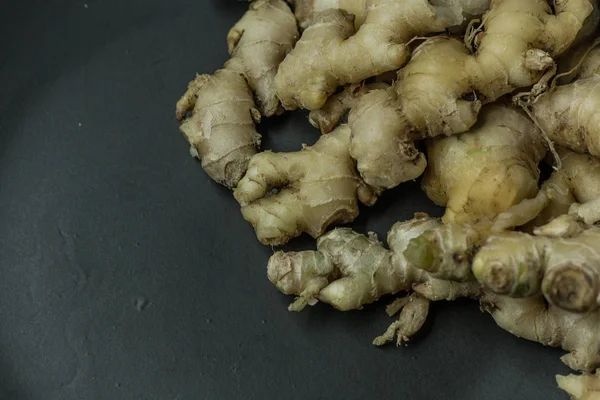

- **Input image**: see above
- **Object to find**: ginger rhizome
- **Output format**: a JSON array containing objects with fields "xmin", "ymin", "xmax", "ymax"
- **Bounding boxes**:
[
  {"xmin": 292, "ymin": 0, "xmax": 368, "ymax": 29},
  {"xmin": 557, "ymin": 369, "xmax": 600, "ymax": 400},
  {"xmin": 472, "ymin": 216, "xmax": 600, "ymax": 313},
  {"xmin": 233, "ymin": 125, "xmax": 377, "ymax": 246},
  {"xmin": 404, "ymin": 210, "xmax": 600, "ymax": 312},
  {"xmin": 422, "ymin": 105, "xmax": 546, "ymax": 225},
  {"xmin": 482, "ymin": 294, "xmax": 600, "ymax": 372},
  {"xmin": 530, "ymin": 46, "xmax": 600, "ymax": 158},
  {"xmin": 348, "ymin": 0, "xmax": 594, "ymax": 189},
  {"xmin": 308, "ymin": 82, "xmax": 388, "ymax": 134},
  {"xmin": 492, "ymin": 148, "xmax": 600, "ymax": 229},
  {"xmin": 274, "ymin": 0, "xmax": 491, "ymax": 111},
  {"xmin": 267, "ymin": 213, "xmax": 480, "ymax": 343},
  {"xmin": 175, "ymin": 0, "xmax": 297, "ymax": 188}
]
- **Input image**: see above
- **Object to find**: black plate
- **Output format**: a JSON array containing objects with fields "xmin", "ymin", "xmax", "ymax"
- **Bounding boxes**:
[{"xmin": 0, "ymin": 1, "xmax": 571, "ymax": 399}]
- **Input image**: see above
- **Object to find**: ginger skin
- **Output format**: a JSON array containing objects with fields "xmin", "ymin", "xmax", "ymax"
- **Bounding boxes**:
[
  {"xmin": 309, "ymin": 82, "xmax": 388, "ymax": 134},
  {"xmin": 557, "ymin": 369, "xmax": 600, "ymax": 400},
  {"xmin": 531, "ymin": 46, "xmax": 600, "ymax": 157},
  {"xmin": 472, "ymin": 217, "xmax": 600, "ymax": 312},
  {"xmin": 275, "ymin": 0, "xmax": 490, "ymax": 111},
  {"xmin": 483, "ymin": 294, "xmax": 600, "ymax": 372},
  {"xmin": 267, "ymin": 213, "xmax": 480, "ymax": 343},
  {"xmin": 348, "ymin": 0, "xmax": 594, "ymax": 189},
  {"xmin": 234, "ymin": 125, "xmax": 377, "ymax": 246},
  {"xmin": 176, "ymin": 70, "xmax": 262, "ymax": 189},
  {"xmin": 175, "ymin": 0, "xmax": 297, "ymax": 188},
  {"xmin": 422, "ymin": 105, "xmax": 546, "ymax": 225},
  {"xmin": 492, "ymin": 148, "xmax": 600, "ymax": 229},
  {"xmin": 292, "ymin": 0, "xmax": 368, "ymax": 29}
]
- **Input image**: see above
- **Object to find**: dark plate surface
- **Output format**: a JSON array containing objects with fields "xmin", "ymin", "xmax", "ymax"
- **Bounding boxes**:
[{"xmin": 0, "ymin": 1, "xmax": 571, "ymax": 399}]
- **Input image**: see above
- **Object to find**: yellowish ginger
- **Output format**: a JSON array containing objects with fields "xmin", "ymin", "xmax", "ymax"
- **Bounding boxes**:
[
  {"xmin": 482, "ymin": 294, "xmax": 600, "ymax": 372},
  {"xmin": 557, "ymin": 369, "xmax": 600, "ymax": 400},
  {"xmin": 492, "ymin": 148, "xmax": 600, "ymax": 230},
  {"xmin": 175, "ymin": 0, "xmax": 297, "ymax": 188},
  {"xmin": 275, "ymin": 0, "xmax": 490, "ymax": 111},
  {"xmin": 267, "ymin": 213, "xmax": 480, "ymax": 343},
  {"xmin": 348, "ymin": 0, "xmax": 594, "ymax": 189},
  {"xmin": 531, "ymin": 46, "xmax": 600, "ymax": 158},
  {"xmin": 233, "ymin": 125, "xmax": 377, "ymax": 246},
  {"xmin": 422, "ymin": 105, "xmax": 546, "ymax": 225}
]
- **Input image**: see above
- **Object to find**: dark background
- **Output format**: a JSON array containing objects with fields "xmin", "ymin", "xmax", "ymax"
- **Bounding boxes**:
[{"xmin": 0, "ymin": 1, "xmax": 572, "ymax": 399}]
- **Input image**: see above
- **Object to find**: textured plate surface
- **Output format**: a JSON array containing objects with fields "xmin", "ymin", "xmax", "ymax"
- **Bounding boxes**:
[{"xmin": 0, "ymin": 1, "xmax": 570, "ymax": 399}]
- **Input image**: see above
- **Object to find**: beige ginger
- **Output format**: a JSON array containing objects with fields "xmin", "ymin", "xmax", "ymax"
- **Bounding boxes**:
[
  {"xmin": 348, "ymin": 0, "xmax": 594, "ymax": 190},
  {"xmin": 531, "ymin": 46, "xmax": 600, "ymax": 158},
  {"xmin": 233, "ymin": 125, "xmax": 377, "ymax": 246},
  {"xmin": 267, "ymin": 213, "xmax": 480, "ymax": 343},
  {"xmin": 175, "ymin": 0, "xmax": 297, "ymax": 188},
  {"xmin": 275, "ymin": 0, "xmax": 491, "ymax": 111},
  {"xmin": 557, "ymin": 369, "xmax": 600, "ymax": 400},
  {"xmin": 483, "ymin": 294, "xmax": 600, "ymax": 372}
]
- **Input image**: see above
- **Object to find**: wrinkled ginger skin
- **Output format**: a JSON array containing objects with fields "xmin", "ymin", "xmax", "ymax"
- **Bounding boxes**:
[
  {"xmin": 557, "ymin": 369, "xmax": 600, "ymax": 400},
  {"xmin": 347, "ymin": 0, "xmax": 593, "ymax": 188},
  {"xmin": 267, "ymin": 214, "xmax": 481, "ymax": 311},
  {"xmin": 225, "ymin": 0, "xmax": 299, "ymax": 117},
  {"xmin": 531, "ymin": 47, "xmax": 600, "ymax": 157},
  {"xmin": 175, "ymin": 0, "xmax": 298, "ymax": 188},
  {"xmin": 275, "ymin": 0, "xmax": 487, "ymax": 110},
  {"xmin": 484, "ymin": 295, "xmax": 600, "ymax": 372},
  {"xmin": 422, "ymin": 105, "xmax": 546, "ymax": 225},
  {"xmin": 177, "ymin": 70, "xmax": 262, "ymax": 188},
  {"xmin": 309, "ymin": 82, "xmax": 388, "ymax": 134},
  {"xmin": 348, "ymin": 87, "xmax": 426, "ymax": 191},
  {"xmin": 293, "ymin": 0, "xmax": 367, "ymax": 29},
  {"xmin": 234, "ymin": 125, "xmax": 377, "ymax": 246},
  {"xmin": 399, "ymin": 0, "xmax": 594, "ymax": 136}
]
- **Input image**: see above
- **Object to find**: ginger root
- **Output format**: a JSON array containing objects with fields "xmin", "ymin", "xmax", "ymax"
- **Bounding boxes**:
[
  {"xmin": 473, "ymin": 215, "xmax": 600, "ymax": 313},
  {"xmin": 275, "ymin": 0, "xmax": 490, "ymax": 111},
  {"xmin": 234, "ymin": 125, "xmax": 377, "ymax": 246},
  {"xmin": 557, "ymin": 369, "xmax": 600, "ymax": 400},
  {"xmin": 348, "ymin": 0, "xmax": 594, "ymax": 189},
  {"xmin": 267, "ymin": 213, "xmax": 480, "ymax": 343},
  {"xmin": 175, "ymin": 0, "xmax": 297, "ymax": 188},
  {"xmin": 176, "ymin": 70, "xmax": 262, "ymax": 188},
  {"xmin": 492, "ymin": 148, "xmax": 600, "ymax": 229},
  {"xmin": 308, "ymin": 82, "xmax": 388, "ymax": 134},
  {"xmin": 530, "ymin": 45, "xmax": 600, "ymax": 157},
  {"xmin": 483, "ymin": 294, "xmax": 600, "ymax": 372},
  {"xmin": 292, "ymin": 0, "xmax": 368, "ymax": 29},
  {"xmin": 422, "ymin": 105, "xmax": 546, "ymax": 225}
]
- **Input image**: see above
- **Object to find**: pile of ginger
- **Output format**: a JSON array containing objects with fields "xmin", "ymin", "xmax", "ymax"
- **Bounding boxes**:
[{"xmin": 175, "ymin": 0, "xmax": 600, "ymax": 398}]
